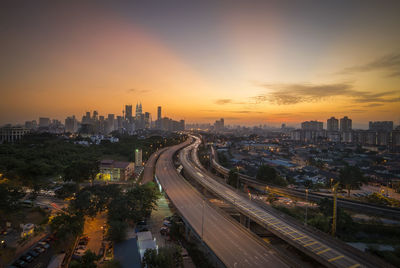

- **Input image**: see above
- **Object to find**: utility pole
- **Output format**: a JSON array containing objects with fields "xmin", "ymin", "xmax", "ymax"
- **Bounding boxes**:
[
  {"xmin": 201, "ymin": 198, "xmax": 205, "ymax": 242},
  {"xmin": 332, "ymin": 182, "xmax": 339, "ymax": 237},
  {"xmin": 305, "ymin": 188, "xmax": 308, "ymax": 226},
  {"xmin": 236, "ymin": 166, "xmax": 240, "ymax": 192}
]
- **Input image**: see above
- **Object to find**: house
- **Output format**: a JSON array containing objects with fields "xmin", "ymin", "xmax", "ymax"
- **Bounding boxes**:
[{"xmin": 97, "ymin": 160, "xmax": 135, "ymax": 181}]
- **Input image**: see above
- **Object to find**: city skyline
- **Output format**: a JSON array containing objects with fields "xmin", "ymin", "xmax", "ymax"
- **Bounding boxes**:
[{"xmin": 1, "ymin": 1, "xmax": 400, "ymax": 127}]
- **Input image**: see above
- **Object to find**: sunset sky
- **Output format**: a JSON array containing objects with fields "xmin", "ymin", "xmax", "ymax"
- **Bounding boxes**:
[{"xmin": 1, "ymin": 1, "xmax": 399, "ymax": 128}]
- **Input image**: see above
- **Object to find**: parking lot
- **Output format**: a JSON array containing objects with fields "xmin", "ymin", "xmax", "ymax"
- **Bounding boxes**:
[{"xmin": 8, "ymin": 236, "xmax": 55, "ymax": 268}]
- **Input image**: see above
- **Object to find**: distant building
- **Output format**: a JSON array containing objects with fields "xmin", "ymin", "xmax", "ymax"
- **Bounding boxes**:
[
  {"xmin": 135, "ymin": 149, "xmax": 143, "ymax": 166},
  {"xmin": 214, "ymin": 118, "xmax": 225, "ymax": 132},
  {"xmin": 327, "ymin": 117, "xmax": 339, "ymax": 131},
  {"xmin": 24, "ymin": 120, "xmax": 37, "ymax": 130},
  {"xmin": 65, "ymin": 115, "xmax": 78, "ymax": 133},
  {"xmin": 39, "ymin": 117, "xmax": 51, "ymax": 128},
  {"xmin": 125, "ymin": 105, "xmax": 133, "ymax": 121},
  {"xmin": 0, "ymin": 125, "xmax": 30, "ymax": 143},
  {"xmin": 301, "ymin": 121, "xmax": 323, "ymax": 131},
  {"xmin": 340, "ymin": 116, "xmax": 352, "ymax": 132},
  {"xmin": 369, "ymin": 121, "xmax": 393, "ymax": 132},
  {"xmin": 97, "ymin": 160, "xmax": 134, "ymax": 181}
]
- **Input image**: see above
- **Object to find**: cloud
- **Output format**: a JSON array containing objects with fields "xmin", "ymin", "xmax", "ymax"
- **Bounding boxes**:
[
  {"xmin": 341, "ymin": 53, "xmax": 400, "ymax": 77},
  {"xmin": 253, "ymin": 82, "xmax": 354, "ymax": 105},
  {"xmin": 215, "ymin": 99, "xmax": 232, "ymax": 105},
  {"xmin": 364, "ymin": 103, "xmax": 384, "ymax": 108},
  {"xmin": 126, "ymin": 88, "xmax": 150, "ymax": 94},
  {"xmin": 252, "ymin": 82, "xmax": 400, "ymax": 106}
]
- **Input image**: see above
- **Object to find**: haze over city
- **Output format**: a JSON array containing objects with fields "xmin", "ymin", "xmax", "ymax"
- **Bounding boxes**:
[{"xmin": 1, "ymin": 1, "xmax": 400, "ymax": 128}]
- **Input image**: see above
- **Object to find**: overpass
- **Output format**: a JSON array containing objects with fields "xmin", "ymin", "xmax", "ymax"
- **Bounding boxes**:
[
  {"xmin": 210, "ymin": 146, "xmax": 400, "ymax": 219},
  {"xmin": 155, "ymin": 139, "xmax": 290, "ymax": 268},
  {"xmin": 180, "ymin": 135, "xmax": 390, "ymax": 268}
]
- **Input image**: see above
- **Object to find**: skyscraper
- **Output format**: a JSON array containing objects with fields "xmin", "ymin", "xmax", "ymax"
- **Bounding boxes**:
[
  {"xmin": 135, "ymin": 102, "xmax": 142, "ymax": 118},
  {"xmin": 157, "ymin": 106, "xmax": 162, "ymax": 120},
  {"xmin": 65, "ymin": 115, "xmax": 78, "ymax": 133},
  {"xmin": 340, "ymin": 116, "xmax": 352, "ymax": 132},
  {"xmin": 327, "ymin": 117, "xmax": 339, "ymax": 131},
  {"xmin": 125, "ymin": 105, "xmax": 132, "ymax": 120}
]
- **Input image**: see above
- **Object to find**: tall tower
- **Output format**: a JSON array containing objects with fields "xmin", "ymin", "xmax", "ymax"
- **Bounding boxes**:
[
  {"xmin": 157, "ymin": 106, "xmax": 162, "ymax": 120},
  {"xmin": 125, "ymin": 105, "xmax": 132, "ymax": 120}
]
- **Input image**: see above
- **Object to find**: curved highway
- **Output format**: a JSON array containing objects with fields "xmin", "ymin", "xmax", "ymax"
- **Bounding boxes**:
[
  {"xmin": 142, "ymin": 147, "xmax": 168, "ymax": 184},
  {"xmin": 155, "ymin": 139, "xmax": 289, "ymax": 268},
  {"xmin": 180, "ymin": 136, "xmax": 389, "ymax": 268}
]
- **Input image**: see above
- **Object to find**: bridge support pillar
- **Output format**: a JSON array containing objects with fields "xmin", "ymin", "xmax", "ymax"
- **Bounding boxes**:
[{"xmin": 240, "ymin": 214, "xmax": 247, "ymax": 226}]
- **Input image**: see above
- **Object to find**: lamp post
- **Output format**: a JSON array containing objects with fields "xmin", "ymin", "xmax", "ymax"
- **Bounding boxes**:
[
  {"xmin": 332, "ymin": 182, "xmax": 339, "ymax": 237},
  {"xmin": 236, "ymin": 166, "xmax": 240, "ymax": 192},
  {"xmin": 305, "ymin": 188, "xmax": 308, "ymax": 226},
  {"xmin": 201, "ymin": 198, "xmax": 205, "ymax": 242}
]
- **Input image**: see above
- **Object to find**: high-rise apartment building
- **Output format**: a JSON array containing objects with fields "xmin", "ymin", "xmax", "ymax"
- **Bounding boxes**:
[
  {"xmin": 327, "ymin": 117, "xmax": 339, "ymax": 131},
  {"xmin": 369, "ymin": 121, "xmax": 393, "ymax": 132},
  {"xmin": 340, "ymin": 116, "xmax": 352, "ymax": 132},
  {"xmin": 65, "ymin": 115, "xmax": 78, "ymax": 133},
  {"xmin": 301, "ymin": 121, "xmax": 323, "ymax": 131}
]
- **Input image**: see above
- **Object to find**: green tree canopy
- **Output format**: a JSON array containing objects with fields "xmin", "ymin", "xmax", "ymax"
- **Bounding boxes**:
[
  {"xmin": 338, "ymin": 165, "xmax": 365, "ymax": 197},
  {"xmin": 142, "ymin": 246, "xmax": 183, "ymax": 268},
  {"xmin": 256, "ymin": 165, "xmax": 287, "ymax": 186}
]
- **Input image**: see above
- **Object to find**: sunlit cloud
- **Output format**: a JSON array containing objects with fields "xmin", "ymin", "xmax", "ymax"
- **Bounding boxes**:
[
  {"xmin": 340, "ymin": 53, "xmax": 400, "ymax": 77},
  {"xmin": 251, "ymin": 82, "xmax": 400, "ymax": 106}
]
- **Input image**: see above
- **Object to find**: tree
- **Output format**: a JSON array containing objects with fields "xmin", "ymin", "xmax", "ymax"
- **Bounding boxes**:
[
  {"xmin": 0, "ymin": 183, "xmax": 24, "ymax": 213},
  {"xmin": 142, "ymin": 246, "xmax": 183, "ymax": 268},
  {"xmin": 63, "ymin": 160, "xmax": 99, "ymax": 184},
  {"xmin": 227, "ymin": 169, "xmax": 239, "ymax": 188},
  {"xmin": 50, "ymin": 212, "xmax": 84, "ymax": 240},
  {"xmin": 256, "ymin": 165, "xmax": 287, "ymax": 186},
  {"xmin": 338, "ymin": 165, "xmax": 365, "ymax": 197},
  {"xmin": 70, "ymin": 250, "xmax": 100, "ymax": 268},
  {"xmin": 107, "ymin": 220, "xmax": 128, "ymax": 242}
]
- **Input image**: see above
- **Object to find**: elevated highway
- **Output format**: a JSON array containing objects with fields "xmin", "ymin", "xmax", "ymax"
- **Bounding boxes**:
[
  {"xmin": 180, "ymin": 136, "xmax": 390, "ymax": 268},
  {"xmin": 155, "ymin": 139, "xmax": 289, "ymax": 268}
]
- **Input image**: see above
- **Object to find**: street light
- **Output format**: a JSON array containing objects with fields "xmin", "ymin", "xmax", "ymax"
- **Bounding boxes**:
[
  {"xmin": 304, "ymin": 188, "xmax": 308, "ymax": 226},
  {"xmin": 332, "ymin": 182, "xmax": 339, "ymax": 237},
  {"xmin": 201, "ymin": 198, "xmax": 205, "ymax": 242},
  {"xmin": 236, "ymin": 166, "xmax": 240, "ymax": 192}
]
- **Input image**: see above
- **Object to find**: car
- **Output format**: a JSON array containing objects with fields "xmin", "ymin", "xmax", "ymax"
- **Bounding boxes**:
[
  {"xmin": 20, "ymin": 254, "xmax": 33, "ymax": 263},
  {"xmin": 163, "ymin": 220, "xmax": 171, "ymax": 227},
  {"xmin": 38, "ymin": 241, "xmax": 50, "ymax": 249},
  {"xmin": 34, "ymin": 246, "xmax": 45, "ymax": 254},
  {"xmin": 12, "ymin": 259, "xmax": 27, "ymax": 268},
  {"xmin": 27, "ymin": 250, "xmax": 39, "ymax": 258},
  {"xmin": 160, "ymin": 227, "xmax": 169, "ymax": 235}
]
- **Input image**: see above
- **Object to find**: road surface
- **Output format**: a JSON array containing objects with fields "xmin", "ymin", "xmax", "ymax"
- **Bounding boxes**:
[
  {"xmin": 141, "ymin": 148, "xmax": 168, "ymax": 184},
  {"xmin": 155, "ymin": 139, "xmax": 289, "ymax": 268}
]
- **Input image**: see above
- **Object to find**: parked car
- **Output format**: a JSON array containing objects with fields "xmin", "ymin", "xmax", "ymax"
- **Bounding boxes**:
[
  {"xmin": 38, "ymin": 241, "xmax": 50, "ymax": 249},
  {"xmin": 163, "ymin": 220, "xmax": 171, "ymax": 227},
  {"xmin": 34, "ymin": 246, "xmax": 45, "ymax": 254},
  {"xmin": 12, "ymin": 259, "xmax": 27, "ymax": 268},
  {"xmin": 27, "ymin": 250, "xmax": 39, "ymax": 258},
  {"xmin": 160, "ymin": 227, "xmax": 169, "ymax": 235},
  {"xmin": 20, "ymin": 254, "xmax": 33, "ymax": 263}
]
